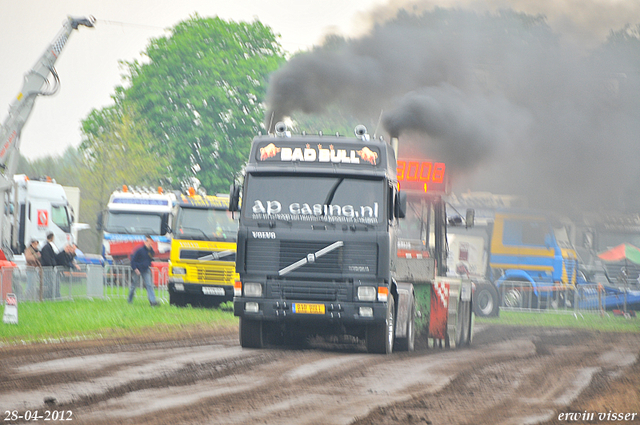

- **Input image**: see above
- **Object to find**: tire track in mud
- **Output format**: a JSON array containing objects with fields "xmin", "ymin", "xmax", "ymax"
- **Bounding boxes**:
[
  {"xmin": 3, "ymin": 326, "xmax": 639, "ymax": 425},
  {"xmin": 351, "ymin": 328, "xmax": 640, "ymax": 425},
  {"xmin": 2, "ymin": 345, "xmax": 284, "ymax": 421},
  {"xmin": 63, "ymin": 335, "xmax": 539, "ymax": 424}
]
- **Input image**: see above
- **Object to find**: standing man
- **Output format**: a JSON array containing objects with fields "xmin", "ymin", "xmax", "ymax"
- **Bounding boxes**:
[
  {"xmin": 40, "ymin": 232, "xmax": 57, "ymax": 299},
  {"xmin": 40, "ymin": 232, "xmax": 56, "ymax": 267},
  {"xmin": 128, "ymin": 235, "xmax": 158, "ymax": 306},
  {"xmin": 24, "ymin": 238, "xmax": 42, "ymax": 300}
]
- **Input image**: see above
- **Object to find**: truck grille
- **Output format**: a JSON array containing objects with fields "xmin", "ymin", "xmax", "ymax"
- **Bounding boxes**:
[
  {"xmin": 565, "ymin": 258, "xmax": 577, "ymax": 283},
  {"xmin": 196, "ymin": 267, "xmax": 235, "ymax": 285},
  {"xmin": 267, "ymin": 280, "xmax": 350, "ymax": 302},
  {"xmin": 246, "ymin": 240, "xmax": 377, "ymax": 277},
  {"xmin": 181, "ymin": 249, "xmax": 236, "ymax": 262}
]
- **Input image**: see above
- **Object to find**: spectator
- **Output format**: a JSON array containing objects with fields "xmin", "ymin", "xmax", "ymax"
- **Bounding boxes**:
[
  {"xmin": 55, "ymin": 244, "xmax": 81, "ymax": 299},
  {"xmin": 25, "ymin": 239, "xmax": 41, "ymax": 267},
  {"xmin": 24, "ymin": 239, "xmax": 42, "ymax": 300},
  {"xmin": 40, "ymin": 232, "xmax": 57, "ymax": 267},
  {"xmin": 128, "ymin": 235, "xmax": 158, "ymax": 306},
  {"xmin": 39, "ymin": 232, "xmax": 58, "ymax": 299},
  {"xmin": 56, "ymin": 244, "xmax": 81, "ymax": 271}
]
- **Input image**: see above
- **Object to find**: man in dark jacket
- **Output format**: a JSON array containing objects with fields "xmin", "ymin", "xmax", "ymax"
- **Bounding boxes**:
[
  {"xmin": 55, "ymin": 244, "xmax": 80, "ymax": 270},
  {"xmin": 40, "ymin": 232, "xmax": 57, "ymax": 267},
  {"xmin": 128, "ymin": 235, "xmax": 158, "ymax": 306},
  {"xmin": 40, "ymin": 232, "xmax": 57, "ymax": 299}
]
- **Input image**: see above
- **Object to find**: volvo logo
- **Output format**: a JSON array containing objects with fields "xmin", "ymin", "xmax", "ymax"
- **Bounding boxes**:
[{"xmin": 252, "ymin": 231, "xmax": 276, "ymax": 239}]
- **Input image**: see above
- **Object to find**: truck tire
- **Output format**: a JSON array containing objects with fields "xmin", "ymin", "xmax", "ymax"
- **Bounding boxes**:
[
  {"xmin": 459, "ymin": 298, "xmax": 472, "ymax": 347},
  {"xmin": 366, "ymin": 296, "xmax": 395, "ymax": 354},
  {"xmin": 395, "ymin": 298, "xmax": 415, "ymax": 352},
  {"xmin": 501, "ymin": 280, "xmax": 537, "ymax": 309},
  {"xmin": 473, "ymin": 283, "xmax": 499, "ymax": 317},
  {"xmin": 239, "ymin": 318, "xmax": 264, "ymax": 349}
]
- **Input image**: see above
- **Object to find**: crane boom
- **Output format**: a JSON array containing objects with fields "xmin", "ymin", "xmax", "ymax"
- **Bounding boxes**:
[
  {"xmin": 0, "ymin": 16, "xmax": 95, "ymax": 177},
  {"xmin": 0, "ymin": 16, "xmax": 95, "ymax": 256}
]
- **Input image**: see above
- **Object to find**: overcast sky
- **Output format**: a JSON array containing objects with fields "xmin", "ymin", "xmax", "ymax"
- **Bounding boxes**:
[
  {"xmin": 0, "ymin": 0, "xmax": 387, "ymax": 160},
  {"xmin": 1, "ymin": 0, "xmax": 637, "ymax": 160}
]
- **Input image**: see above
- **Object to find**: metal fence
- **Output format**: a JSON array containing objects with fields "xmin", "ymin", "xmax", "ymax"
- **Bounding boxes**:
[
  {"xmin": 0, "ymin": 265, "xmax": 168, "ymax": 304},
  {"xmin": 497, "ymin": 281, "xmax": 608, "ymax": 315},
  {"xmin": 103, "ymin": 264, "xmax": 168, "ymax": 302}
]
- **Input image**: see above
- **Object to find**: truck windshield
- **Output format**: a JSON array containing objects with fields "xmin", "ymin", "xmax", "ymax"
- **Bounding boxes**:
[
  {"xmin": 174, "ymin": 208, "xmax": 238, "ymax": 242},
  {"xmin": 51, "ymin": 205, "xmax": 71, "ymax": 233},
  {"xmin": 553, "ymin": 225, "xmax": 573, "ymax": 249},
  {"xmin": 105, "ymin": 212, "xmax": 163, "ymax": 235},
  {"xmin": 244, "ymin": 175, "xmax": 384, "ymax": 225}
]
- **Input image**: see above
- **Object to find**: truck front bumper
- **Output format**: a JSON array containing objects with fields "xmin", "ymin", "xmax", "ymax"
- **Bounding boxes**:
[
  {"xmin": 233, "ymin": 297, "xmax": 387, "ymax": 325},
  {"xmin": 168, "ymin": 281, "xmax": 233, "ymax": 299}
]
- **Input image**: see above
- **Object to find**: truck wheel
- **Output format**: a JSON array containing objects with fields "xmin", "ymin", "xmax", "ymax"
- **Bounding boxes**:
[
  {"xmin": 366, "ymin": 296, "xmax": 395, "ymax": 354},
  {"xmin": 395, "ymin": 299, "xmax": 415, "ymax": 352},
  {"xmin": 549, "ymin": 290, "xmax": 568, "ymax": 310},
  {"xmin": 473, "ymin": 283, "xmax": 499, "ymax": 317},
  {"xmin": 239, "ymin": 318, "xmax": 264, "ymax": 349},
  {"xmin": 501, "ymin": 281, "xmax": 536, "ymax": 309},
  {"xmin": 459, "ymin": 298, "xmax": 472, "ymax": 347}
]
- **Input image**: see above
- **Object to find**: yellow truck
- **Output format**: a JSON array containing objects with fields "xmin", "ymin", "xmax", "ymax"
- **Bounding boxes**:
[{"xmin": 168, "ymin": 192, "xmax": 238, "ymax": 307}]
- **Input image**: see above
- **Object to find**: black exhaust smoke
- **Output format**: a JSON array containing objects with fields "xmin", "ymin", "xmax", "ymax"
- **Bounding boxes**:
[{"xmin": 265, "ymin": 5, "xmax": 640, "ymax": 213}]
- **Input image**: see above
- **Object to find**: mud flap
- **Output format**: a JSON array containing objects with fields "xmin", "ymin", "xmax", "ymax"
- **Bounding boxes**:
[
  {"xmin": 429, "ymin": 280, "xmax": 449, "ymax": 344},
  {"xmin": 430, "ymin": 278, "xmax": 473, "ymax": 349},
  {"xmin": 395, "ymin": 282, "xmax": 414, "ymax": 339}
]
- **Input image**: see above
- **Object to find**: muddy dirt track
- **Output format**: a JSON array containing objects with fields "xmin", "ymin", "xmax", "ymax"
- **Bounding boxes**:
[{"xmin": 1, "ymin": 324, "xmax": 639, "ymax": 425}]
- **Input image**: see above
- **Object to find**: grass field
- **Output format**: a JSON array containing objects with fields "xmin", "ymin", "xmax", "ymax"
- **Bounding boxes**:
[
  {"xmin": 476, "ymin": 310, "xmax": 640, "ymax": 333},
  {"xmin": 2, "ymin": 297, "xmax": 638, "ymax": 346},
  {"xmin": 0, "ymin": 298, "xmax": 238, "ymax": 345}
]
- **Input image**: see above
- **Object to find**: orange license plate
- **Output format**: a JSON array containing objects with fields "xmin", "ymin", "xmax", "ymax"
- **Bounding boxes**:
[{"xmin": 292, "ymin": 303, "xmax": 325, "ymax": 314}]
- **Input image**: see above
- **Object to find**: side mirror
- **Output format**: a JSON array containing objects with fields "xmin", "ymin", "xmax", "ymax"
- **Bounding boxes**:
[
  {"xmin": 96, "ymin": 211, "xmax": 103, "ymax": 232},
  {"xmin": 229, "ymin": 183, "xmax": 241, "ymax": 212},
  {"xmin": 395, "ymin": 191, "xmax": 407, "ymax": 219},
  {"xmin": 465, "ymin": 208, "xmax": 475, "ymax": 228}
]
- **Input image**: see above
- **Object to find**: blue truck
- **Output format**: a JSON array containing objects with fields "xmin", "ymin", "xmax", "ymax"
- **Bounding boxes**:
[{"xmin": 448, "ymin": 203, "xmax": 578, "ymax": 316}]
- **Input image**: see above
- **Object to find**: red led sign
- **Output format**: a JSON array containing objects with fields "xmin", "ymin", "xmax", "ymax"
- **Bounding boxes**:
[{"xmin": 397, "ymin": 159, "xmax": 447, "ymax": 193}]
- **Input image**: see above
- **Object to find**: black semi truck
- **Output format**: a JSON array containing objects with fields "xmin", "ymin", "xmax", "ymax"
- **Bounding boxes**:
[{"xmin": 230, "ymin": 123, "xmax": 473, "ymax": 353}]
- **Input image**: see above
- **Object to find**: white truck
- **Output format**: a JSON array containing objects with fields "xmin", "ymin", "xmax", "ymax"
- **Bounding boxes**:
[
  {"xmin": 98, "ymin": 186, "xmax": 175, "ymax": 265},
  {"xmin": 6, "ymin": 175, "xmax": 76, "ymax": 258},
  {"xmin": 0, "ymin": 16, "xmax": 95, "ymax": 260}
]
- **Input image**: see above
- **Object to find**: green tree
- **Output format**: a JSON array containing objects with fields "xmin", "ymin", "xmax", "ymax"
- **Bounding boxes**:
[
  {"xmin": 121, "ymin": 15, "xmax": 285, "ymax": 193},
  {"xmin": 78, "ymin": 104, "xmax": 168, "ymax": 252}
]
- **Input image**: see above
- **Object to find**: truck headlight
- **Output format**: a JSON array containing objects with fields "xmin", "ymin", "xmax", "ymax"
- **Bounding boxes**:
[
  {"xmin": 245, "ymin": 302, "xmax": 259, "ymax": 313},
  {"xmin": 172, "ymin": 267, "xmax": 186, "ymax": 275},
  {"xmin": 244, "ymin": 282, "xmax": 263, "ymax": 297},
  {"xmin": 359, "ymin": 307, "xmax": 374, "ymax": 317},
  {"xmin": 357, "ymin": 286, "xmax": 376, "ymax": 302}
]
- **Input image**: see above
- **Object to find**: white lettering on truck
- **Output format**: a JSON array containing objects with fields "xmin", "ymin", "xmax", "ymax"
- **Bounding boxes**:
[
  {"xmin": 251, "ymin": 231, "xmax": 277, "ymax": 239},
  {"xmin": 252, "ymin": 200, "xmax": 379, "ymax": 224}
]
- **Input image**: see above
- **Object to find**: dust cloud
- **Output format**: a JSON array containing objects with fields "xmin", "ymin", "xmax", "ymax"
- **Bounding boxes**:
[{"xmin": 265, "ymin": 1, "xmax": 640, "ymax": 214}]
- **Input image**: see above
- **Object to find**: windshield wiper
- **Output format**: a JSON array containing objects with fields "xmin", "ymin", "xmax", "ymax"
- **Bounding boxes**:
[
  {"xmin": 322, "ymin": 178, "xmax": 344, "ymax": 212},
  {"xmin": 134, "ymin": 227, "xmax": 157, "ymax": 234},
  {"xmin": 105, "ymin": 225, "xmax": 130, "ymax": 234},
  {"xmin": 257, "ymin": 217, "xmax": 292, "ymax": 228},
  {"xmin": 178, "ymin": 226, "xmax": 208, "ymax": 240},
  {"xmin": 350, "ymin": 222, "xmax": 375, "ymax": 230}
]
